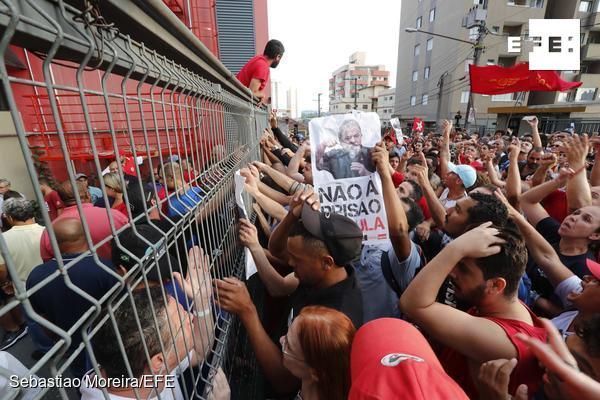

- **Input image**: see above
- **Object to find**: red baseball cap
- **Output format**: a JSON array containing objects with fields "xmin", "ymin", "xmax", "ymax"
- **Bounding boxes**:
[
  {"xmin": 586, "ymin": 259, "xmax": 600, "ymax": 280},
  {"xmin": 349, "ymin": 318, "xmax": 468, "ymax": 400}
]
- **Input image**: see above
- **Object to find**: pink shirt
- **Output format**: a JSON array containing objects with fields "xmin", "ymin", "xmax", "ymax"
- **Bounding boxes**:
[{"xmin": 40, "ymin": 203, "xmax": 128, "ymax": 261}]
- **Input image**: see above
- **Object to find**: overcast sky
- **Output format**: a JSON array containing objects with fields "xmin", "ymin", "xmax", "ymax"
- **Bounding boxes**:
[{"xmin": 267, "ymin": 0, "xmax": 401, "ymax": 115}]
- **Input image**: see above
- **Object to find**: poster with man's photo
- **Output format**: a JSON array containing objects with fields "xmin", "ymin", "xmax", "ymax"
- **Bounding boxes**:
[{"xmin": 309, "ymin": 112, "xmax": 389, "ymax": 244}]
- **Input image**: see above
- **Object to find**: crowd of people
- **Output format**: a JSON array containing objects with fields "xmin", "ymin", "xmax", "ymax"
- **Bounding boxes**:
[{"xmin": 214, "ymin": 112, "xmax": 600, "ymax": 400}]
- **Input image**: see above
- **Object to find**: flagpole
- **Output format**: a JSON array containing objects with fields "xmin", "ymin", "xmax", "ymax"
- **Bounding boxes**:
[{"xmin": 504, "ymin": 91, "xmax": 525, "ymax": 134}]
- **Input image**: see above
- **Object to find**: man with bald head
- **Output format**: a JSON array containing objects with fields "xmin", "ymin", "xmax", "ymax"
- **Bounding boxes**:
[
  {"xmin": 39, "ymin": 180, "xmax": 128, "ymax": 262},
  {"xmin": 27, "ymin": 218, "xmax": 119, "ymax": 378}
]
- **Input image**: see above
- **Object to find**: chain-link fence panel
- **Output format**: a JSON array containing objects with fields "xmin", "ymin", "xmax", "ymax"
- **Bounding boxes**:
[{"xmin": 0, "ymin": 0, "xmax": 267, "ymax": 399}]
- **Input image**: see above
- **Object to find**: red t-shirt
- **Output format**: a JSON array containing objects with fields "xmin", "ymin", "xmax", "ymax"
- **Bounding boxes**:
[
  {"xmin": 112, "ymin": 201, "xmax": 128, "ymax": 217},
  {"xmin": 542, "ymin": 189, "xmax": 568, "ymax": 223},
  {"xmin": 440, "ymin": 305, "xmax": 547, "ymax": 399},
  {"xmin": 44, "ymin": 190, "xmax": 64, "ymax": 221},
  {"xmin": 236, "ymin": 55, "xmax": 270, "ymax": 91}
]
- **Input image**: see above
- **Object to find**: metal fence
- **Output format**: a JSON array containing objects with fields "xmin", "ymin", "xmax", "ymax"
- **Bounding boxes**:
[{"xmin": 0, "ymin": 0, "xmax": 266, "ymax": 399}]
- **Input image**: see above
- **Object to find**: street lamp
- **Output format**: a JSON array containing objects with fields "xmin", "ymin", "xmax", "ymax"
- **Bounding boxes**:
[
  {"xmin": 405, "ymin": 27, "xmax": 475, "ymax": 45},
  {"xmin": 405, "ymin": 26, "xmax": 482, "ymax": 129}
]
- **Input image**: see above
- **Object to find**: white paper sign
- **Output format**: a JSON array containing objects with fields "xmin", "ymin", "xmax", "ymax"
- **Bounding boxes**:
[
  {"xmin": 234, "ymin": 170, "xmax": 249, "ymax": 219},
  {"xmin": 234, "ymin": 170, "xmax": 256, "ymax": 278},
  {"xmin": 310, "ymin": 112, "xmax": 389, "ymax": 244},
  {"xmin": 245, "ymin": 247, "xmax": 257, "ymax": 280},
  {"xmin": 389, "ymin": 117, "xmax": 404, "ymax": 146}
]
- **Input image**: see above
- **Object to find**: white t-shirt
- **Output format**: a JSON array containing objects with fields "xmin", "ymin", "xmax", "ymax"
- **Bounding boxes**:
[
  {"xmin": 438, "ymin": 188, "xmax": 467, "ymax": 210},
  {"xmin": 554, "ymin": 275, "xmax": 582, "ymax": 308},
  {"xmin": 552, "ymin": 310, "xmax": 578, "ymax": 339},
  {"xmin": 0, "ymin": 223, "xmax": 45, "ymax": 281},
  {"xmin": 0, "ymin": 351, "xmax": 42, "ymax": 400}
]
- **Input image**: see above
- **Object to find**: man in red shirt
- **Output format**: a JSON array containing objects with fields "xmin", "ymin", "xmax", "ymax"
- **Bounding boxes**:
[
  {"xmin": 400, "ymin": 223, "xmax": 547, "ymax": 399},
  {"xmin": 236, "ymin": 39, "xmax": 284, "ymax": 102},
  {"xmin": 38, "ymin": 178, "xmax": 64, "ymax": 221}
]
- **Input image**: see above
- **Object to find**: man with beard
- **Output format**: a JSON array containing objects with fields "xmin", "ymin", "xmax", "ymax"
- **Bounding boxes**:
[
  {"xmin": 519, "ymin": 146, "xmax": 544, "ymax": 180},
  {"xmin": 237, "ymin": 39, "xmax": 284, "ymax": 103},
  {"xmin": 316, "ymin": 119, "xmax": 375, "ymax": 179},
  {"xmin": 400, "ymin": 223, "xmax": 547, "ymax": 399}
]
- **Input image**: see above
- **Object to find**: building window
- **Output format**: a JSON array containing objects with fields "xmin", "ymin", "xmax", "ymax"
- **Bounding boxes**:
[
  {"xmin": 410, "ymin": 96, "xmax": 416, "ymax": 106},
  {"xmin": 492, "ymin": 26, "xmax": 500, "ymax": 33},
  {"xmin": 424, "ymin": 66, "xmax": 430, "ymax": 79},
  {"xmin": 416, "ymin": 16, "xmax": 422, "ymax": 29},
  {"xmin": 422, "ymin": 94, "xmax": 428, "ymax": 105},
  {"xmin": 412, "ymin": 70, "xmax": 419, "ymax": 81},
  {"xmin": 580, "ymin": 1, "xmax": 592, "ymax": 12},
  {"xmin": 575, "ymin": 87, "xmax": 597, "ymax": 101},
  {"xmin": 427, "ymin": 38, "xmax": 433, "ymax": 51},
  {"xmin": 429, "ymin": 8, "xmax": 435, "ymax": 22},
  {"xmin": 532, "ymin": 0, "xmax": 544, "ymax": 8},
  {"xmin": 414, "ymin": 44, "xmax": 420, "ymax": 56},
  {"xmin": 492, "ymin": 93, "xmax": 515, "ymax": 101},
  {"xmin": 460, "ymin": 91, "xmax": 469, "ymax": 103},
  {"xmin": 362, "ymin": 104, "xmax": 369, "ymax": 110},
  {"xmin": 345, "ymin": 104, "xmax": 351, "ymax": 109},
  {"xmin": 487, "ymin": 59, "xmax": 496, "ymax": 65}
]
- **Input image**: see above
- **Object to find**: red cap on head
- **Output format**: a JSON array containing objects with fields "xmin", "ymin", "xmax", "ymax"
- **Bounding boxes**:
[
  {"xmin": 586, "ymin": 259, "xmax": 600, "ymax": 280},
  {"xmin": 349, "ymin": 318, "xmax": 468, "ymax": 400}
]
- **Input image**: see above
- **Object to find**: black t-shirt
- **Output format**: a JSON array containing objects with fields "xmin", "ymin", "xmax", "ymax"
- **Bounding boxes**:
[
  {"xmin": 288, "ymin": 265, "xmax": 363, "ymax": 329},
  {"xmin": 528, "ymin": 217, "xmax": 593, "ymax": 298}
]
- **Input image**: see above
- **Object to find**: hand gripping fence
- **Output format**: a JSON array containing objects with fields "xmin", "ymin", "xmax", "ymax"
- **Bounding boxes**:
[{"xmin": 0, "ymin": 0, "xmax": 266, "ymax": 398}]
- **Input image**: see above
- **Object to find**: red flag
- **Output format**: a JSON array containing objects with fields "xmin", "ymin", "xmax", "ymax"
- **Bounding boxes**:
[
  {"xmin": 412, "ymin": 117, "xmax": 424, "ymax": 133},
  {"xmin": 469, "ymin": 63, "xmax": 582, "ymax": 95}
]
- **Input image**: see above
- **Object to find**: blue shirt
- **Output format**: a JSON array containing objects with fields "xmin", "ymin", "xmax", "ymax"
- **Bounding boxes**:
[
  {"xmin": 167, "ymin": 187, "xmax": 204, "ymax": 218},
  {"xmin": 88, "ymin": 186, "xmax": 103, "ymax": 205},
  {"xmin": 355, "ymin": 241, "xmax": 422, "ymax": 323}
]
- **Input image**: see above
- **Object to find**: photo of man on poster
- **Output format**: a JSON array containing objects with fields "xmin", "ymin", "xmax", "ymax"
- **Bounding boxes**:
[{"xmin": 315, "ymin": 119, "xmax": 375, "ymax": 179}]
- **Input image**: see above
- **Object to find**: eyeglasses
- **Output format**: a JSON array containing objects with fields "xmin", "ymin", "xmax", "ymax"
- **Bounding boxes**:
[{"xmin": 281, "ymin": 335, "xmax": 305, "ymax": 362}]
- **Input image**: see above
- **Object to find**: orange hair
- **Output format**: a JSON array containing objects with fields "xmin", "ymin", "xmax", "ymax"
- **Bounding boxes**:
[{"xmin": 296, "ymin": 306, "xmax": 356, "ymax": 400}]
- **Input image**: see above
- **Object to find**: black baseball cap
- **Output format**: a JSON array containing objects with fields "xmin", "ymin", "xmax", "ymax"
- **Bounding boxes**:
[
  {"xmin": 112, "ymin": 224, "xmax": 178, "ymax": 282},
  {"xmin": 301, "ymin": 203, "xmax": 363, "ymax": 266}
]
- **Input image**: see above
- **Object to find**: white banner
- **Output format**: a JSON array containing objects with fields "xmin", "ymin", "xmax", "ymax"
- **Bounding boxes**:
[{"xmin": 310, "ymin": 112, "xmax": 389, "ymax": 244}]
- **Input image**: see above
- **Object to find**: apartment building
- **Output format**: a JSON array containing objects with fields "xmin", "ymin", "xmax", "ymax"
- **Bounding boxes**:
[
  {"xmin": 329, "ymin": 52, "xmax": 390, "ymax": 114},
  {"xmin": 395, "ymin": 0, "xmax": 597, "ymax": 133}
]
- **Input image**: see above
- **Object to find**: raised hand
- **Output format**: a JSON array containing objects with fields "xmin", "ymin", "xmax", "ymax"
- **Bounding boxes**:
[
  {"xmin": 515, "ymin": 318, "xmax": 600, "ymax": 400},
  {"xmin": 289, "ymin": 185, "xmax": 319, "ymax": 217},
  {"xmin": 173, "ymin": 246, "xmax": 212, "ymax": 306},
  {"xmin": 371, "ymin": 142, "xmax": 390, "ymax": 175},
  {"xmin": 563, "ymin": 134, "xmax": 589, "ymax": 169},
  {"xmin": 238, "ymin": 218, "xmax": 260, "ymax": 251},
  {"xmin": 449, "ymin": 222, "xmax": 506, "ymax": 259}
]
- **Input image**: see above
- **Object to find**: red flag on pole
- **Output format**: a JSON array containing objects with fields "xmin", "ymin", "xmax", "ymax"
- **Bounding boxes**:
[
  {"xmin": 412, "ymin": 117, "xmax": 424, "ymax": 133},
  {"xmin": 469, "ymin": 63, "xmax": 582, "ymax": 95}
]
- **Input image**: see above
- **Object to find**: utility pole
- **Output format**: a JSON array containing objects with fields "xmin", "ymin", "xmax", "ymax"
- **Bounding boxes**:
[
  {"xmin": 436, "ymin": 72, "xmax": 448, "ymax": 123},
  {"xmin": 464, "ymin": 1, "xmax": 487, "ymax": 130},
  {"xmin": 353, "ymin": 76, "xmax": 358, "ymax": 110},
  {"xmin": 317, "ymin": 93, "xmax": 322, "ymax": 117}
]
